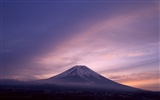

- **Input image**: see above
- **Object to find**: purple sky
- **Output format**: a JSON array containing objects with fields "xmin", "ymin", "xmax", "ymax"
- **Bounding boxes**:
[{"xmin": 1, "ymin": 0, "xmax": 159, "ymax": 91}]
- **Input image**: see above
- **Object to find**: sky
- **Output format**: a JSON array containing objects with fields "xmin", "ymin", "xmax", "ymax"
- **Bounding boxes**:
[{"xmin": 0, "ymin": 0, "xmax": 159, "ymax": 91}]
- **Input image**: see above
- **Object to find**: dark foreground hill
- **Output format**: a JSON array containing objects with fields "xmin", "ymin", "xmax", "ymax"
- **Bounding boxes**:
[{"xmin": 0, "ymin": 85, "xmax": 159, "ymax": 100}]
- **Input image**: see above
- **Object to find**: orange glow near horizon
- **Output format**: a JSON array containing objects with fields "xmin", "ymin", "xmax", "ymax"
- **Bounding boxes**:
[{"xmin": 120, "ymin": 78, "xmax": 159, "ymax": 91}]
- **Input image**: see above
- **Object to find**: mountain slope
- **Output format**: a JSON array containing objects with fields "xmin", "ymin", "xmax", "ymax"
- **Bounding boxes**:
[
  {"xmin": 40, "ymin": 65, "xmax": 141, "ymax": 92},
  {"xmin": 48, "ymin": 65, "xmax": 110, "ymax": 83}
]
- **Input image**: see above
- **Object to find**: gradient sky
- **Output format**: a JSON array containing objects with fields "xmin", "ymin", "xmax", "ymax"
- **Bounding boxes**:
[{"xmin": 1, "ymin": 0, "xmax": 159, "ymax": 91}]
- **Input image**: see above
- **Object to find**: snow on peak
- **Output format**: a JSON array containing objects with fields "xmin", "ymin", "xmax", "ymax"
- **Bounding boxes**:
[
  {"xmin": 73, "ymin": 65, "xmax": 88, "ymax": 68},
  {"xmin": 52, "ymin": 65, "xmax": 102, "ymax": 80}
]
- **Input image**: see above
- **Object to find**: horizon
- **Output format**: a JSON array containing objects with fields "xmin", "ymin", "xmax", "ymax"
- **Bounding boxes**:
[
  {"xmin": 1, "ymin": 64, "xmax": 159, "ymax": 92},
  {"xmin": 1, "ymin": 0, "xmax": 159, "ymax": 91}
]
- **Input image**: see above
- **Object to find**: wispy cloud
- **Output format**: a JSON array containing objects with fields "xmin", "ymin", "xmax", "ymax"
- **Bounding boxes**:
[{"xmin": 107, "ymin": 70, "xmax": 159, "ymax": 91}]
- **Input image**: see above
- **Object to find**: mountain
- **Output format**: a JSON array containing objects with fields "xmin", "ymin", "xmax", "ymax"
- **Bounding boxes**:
[
  {"xmin": 39, "ymin": 65, "xmax": 141, "ymax": 92},
  {"xmin": 1, "ymin": 65, "xmax": 159, "ymax": 100}
]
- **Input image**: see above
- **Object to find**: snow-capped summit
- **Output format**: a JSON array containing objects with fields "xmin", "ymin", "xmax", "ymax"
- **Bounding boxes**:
[
  {"xmin": 47, "ymin": 65, "xmax": 111, "ymax": 83},
  {"xmin": 51, "ymin": 65, "xmax": 103, "ymax": 80}
]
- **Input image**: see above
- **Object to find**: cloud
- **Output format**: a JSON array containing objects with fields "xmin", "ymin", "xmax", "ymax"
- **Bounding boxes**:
[
  {"xmin": 107, "ymin": 70, "xmax": 159, "ymax": 91},
  {"xmin": 108, "ymin": 70, "xmax": 159, "ymax": 82},
  {"xmin": 100, "ymin": 58, "xmax": 159, "ymax": 73}
]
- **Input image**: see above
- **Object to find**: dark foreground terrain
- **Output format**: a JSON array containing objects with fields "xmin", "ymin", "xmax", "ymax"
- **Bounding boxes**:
[{"xmin": 0, "ymin": 85, "xmax": 159, "ymax": 100}]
